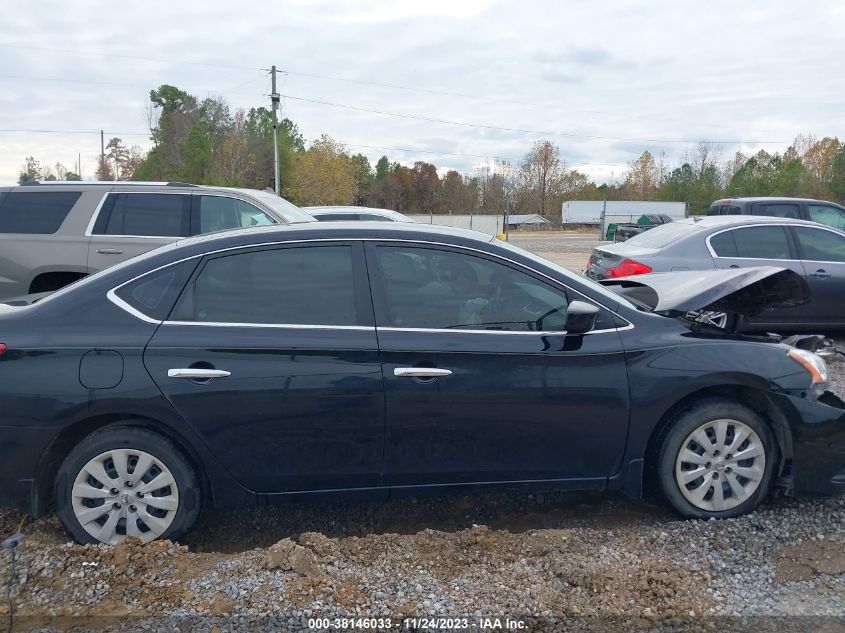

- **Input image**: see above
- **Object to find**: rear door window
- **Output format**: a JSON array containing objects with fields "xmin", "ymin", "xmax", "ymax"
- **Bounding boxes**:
[
  {"xmin": 752, "ymin": 203, "xmax": 801, "ymax": 219},
  {"xmin": 171, "ymin": 245, "xmax": 359, "ymax": 325},
  {"xmin": 721, "ymin": 205, "xmax": 741, "ymax": 215},
  {"xmin": 0, "ymin": 191, "xmax": 81, "ymax": 234},
  {"xmin": 96, "ymin": 193, "xmax": 190, "ymax": 237},
  {"xmin": 807, "ymin": 204, "xmax": 845, "ymax": 230},
  {"xmin": 732, "ymin": 226, "xmax": 793, "ymax": 259}
]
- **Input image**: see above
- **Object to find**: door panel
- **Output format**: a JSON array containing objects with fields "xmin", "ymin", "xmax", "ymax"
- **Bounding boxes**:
[
  {"xmin": 377, "ymin": 330, "xmax": 629, "ymax": 485},
  {"xmin": 791, "ymin": 226, "xmax": 845, "ymax": 325},
  {"xmin": 144, "ymin": 326, "xmax": 385, "ymax": 492},
  {"xmin": 366, "ymin": 242, "xmax": 630, "ymax": 486},
  {"xmin": 87, "ymin": 192, "xmax": 188, "ymax": 273}
]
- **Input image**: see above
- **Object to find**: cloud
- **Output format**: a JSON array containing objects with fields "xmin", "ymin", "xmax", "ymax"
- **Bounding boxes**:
[{"xmin": 1, "ymin": 0, "xmax": 845, "ymax": 185}]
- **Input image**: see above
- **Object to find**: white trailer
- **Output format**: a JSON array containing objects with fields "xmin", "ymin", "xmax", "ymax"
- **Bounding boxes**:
[
  {"xmin": 562, "ymin": 200, "xmax": 687, "ymax": 239},
  {"xmin": 563, "ymin": 200, "xmax": 686, "ymax": 228}
]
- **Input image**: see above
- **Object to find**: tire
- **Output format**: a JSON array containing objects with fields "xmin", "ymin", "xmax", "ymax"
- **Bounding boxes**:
[
  {"xmin": 55, "ymin": 425, "xmax": 201, "ymax": 544},
  {"xmin": 656, "ymin": 399, "xmax": 777, "ymax": 519}
]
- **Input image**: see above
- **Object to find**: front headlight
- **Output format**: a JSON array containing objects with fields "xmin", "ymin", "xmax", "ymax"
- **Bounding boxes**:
[{"xmin": 788, "ymin": 348, "xmax": 830, "ymax": 398}]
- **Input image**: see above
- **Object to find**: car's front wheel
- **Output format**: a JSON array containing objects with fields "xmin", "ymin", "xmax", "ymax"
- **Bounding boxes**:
[
  {"xmin": 657, "ymin": 399, "xmax": 776, "ymax": 518},
  {"xmin": 55, "ymin": 426, "xmax": 201, "ymax": 544}
]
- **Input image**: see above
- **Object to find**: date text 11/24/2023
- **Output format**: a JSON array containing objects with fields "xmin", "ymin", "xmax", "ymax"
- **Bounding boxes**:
[{"xmin": 307, "ymin": 617, "xmax": 527, "ymax": 630}]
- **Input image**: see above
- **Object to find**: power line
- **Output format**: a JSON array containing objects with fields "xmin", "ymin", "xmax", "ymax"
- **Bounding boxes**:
[
  {"xmin": 0, "ymin": 43, "xmax": 781, "ymax": 136},
  {"xmin": 0, "ymin": 129, "xmax": 149, "ymax": 136},
  {"xmin": 0, "ymin": 43, "xmax": 261, "ymax": 72},
  {"xmin": 278, "ymin": 67, "xmax": 747, "ymax": 133},
  {"xmin": 0, "ymin": 74, "xmax": 266, "ymax": 97},
  {"xmin": 344, "ymin": 143, "xmax": 515, "ymax": 162},
  {"xmin": 280, "ymin": 93, "xmax": 788, "ymax": 145}
]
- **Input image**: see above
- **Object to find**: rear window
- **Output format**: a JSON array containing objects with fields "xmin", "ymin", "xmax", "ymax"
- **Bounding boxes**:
[
  {"xmin": 620, "ymin": 221, "xmax": 699, "ymax": 249},
  {"xmin": 0, "ymin": 191, "xmax": 81, "ymax": 234},
  {"xmin": 314, "ymin": 213, "xmax": 355, "ymax": 222}
]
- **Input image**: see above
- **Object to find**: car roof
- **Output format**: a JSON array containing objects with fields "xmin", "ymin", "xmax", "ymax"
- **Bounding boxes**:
[
  {"xmin": 712, "ymin": 196, "xmax": 840, "ymax": 205},
  {"xmin": 304, "ymin": 206, "xmax": 405, "ymax": 216},
  {"xmin": 677, "ymin": 215, "xmax": 839, "ymax": 230},
  {"xmin": 174, "ymin": 220, "xmax": 494, "ymax": 251}
]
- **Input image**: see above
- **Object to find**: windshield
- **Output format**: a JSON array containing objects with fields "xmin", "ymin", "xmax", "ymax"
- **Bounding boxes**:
[
  {"xmin": 495, "ymin": 240, "xmax": 639, "ymax": 312},
  {"xmin": 233, "ymin": 189, "xmax": 315, "ymax": 224},
  {"xmin": 620, "ymin": 220, "xmax": 701, "ymax": 249}
]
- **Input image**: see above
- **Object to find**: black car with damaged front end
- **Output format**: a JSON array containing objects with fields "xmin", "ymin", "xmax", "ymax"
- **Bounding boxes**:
[{"xmin": 0, "ymin": 222, "xmax": 842, "ymax": 545}]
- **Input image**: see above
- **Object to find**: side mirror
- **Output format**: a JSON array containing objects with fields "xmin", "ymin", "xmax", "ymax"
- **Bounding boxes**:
[{"xmin": 565, "ymin": 300, "xmax": 600, "ymax": 335}]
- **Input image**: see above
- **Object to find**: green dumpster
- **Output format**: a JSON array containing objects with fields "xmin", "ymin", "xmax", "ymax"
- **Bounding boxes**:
[{"xmin": 605, "ymin": 223, "xmax": 618, "ymax": 241}]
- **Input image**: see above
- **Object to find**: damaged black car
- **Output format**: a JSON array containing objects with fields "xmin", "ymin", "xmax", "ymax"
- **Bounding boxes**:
[{"xmin": 0, "ymin": 223, "xmax": 843, "ymax": 544}]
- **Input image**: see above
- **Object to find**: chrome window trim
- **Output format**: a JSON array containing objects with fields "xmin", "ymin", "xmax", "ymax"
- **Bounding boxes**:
[
  {"xmin": 164, "ymin": 321, "xmax": 374, "ymax": 331},
  {"xmin": 83, "ymin": 192, "xmax": 111, "ymax": 237},
  {"xmin": 106, "ymin": 237, "xmax": 633, "ymax": 332},
  {"xmin": 705, "ymin": 223, "xmax": 796, "ymax": 260},
  {"xmin": 106, "ymin": 287, "xmax": 163, "ymax": 324},
  {"xmin": 706, "ymin": 222, "xmax": 845, "ymax": 263},
  {"xmin": 105, "ymin": 253, "xmax": 204, "ymax": 324}
]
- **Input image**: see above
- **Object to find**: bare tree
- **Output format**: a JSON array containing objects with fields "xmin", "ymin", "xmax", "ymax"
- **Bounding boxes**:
[{"xmin": 520, "ymin": 140, "xmax": 563, "ymax": 216}]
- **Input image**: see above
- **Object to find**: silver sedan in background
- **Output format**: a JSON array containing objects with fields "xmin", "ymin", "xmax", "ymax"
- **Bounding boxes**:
[{"xmin": 586, "ymin": 215, "xmax": 845, "ymax": 331}]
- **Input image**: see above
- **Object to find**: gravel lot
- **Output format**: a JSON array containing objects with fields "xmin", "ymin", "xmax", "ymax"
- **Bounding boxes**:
[{"xmin": 1, "ymin": 233, "xmax": 843, "ymax": 632}]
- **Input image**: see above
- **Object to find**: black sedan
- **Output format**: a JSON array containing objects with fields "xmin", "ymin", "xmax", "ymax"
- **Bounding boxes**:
[{"xmin": 0, "ymin": 222, "xmax": 843, "ymax": 544}]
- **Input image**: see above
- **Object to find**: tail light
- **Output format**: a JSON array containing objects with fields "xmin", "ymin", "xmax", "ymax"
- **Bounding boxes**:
[
  {"xmin": 0, "ymin": 343, "xmax": 6, "ymax": 355},
  {"xmin": 605, "ymin": 259, "xmax": 653, "ymax": 278}
]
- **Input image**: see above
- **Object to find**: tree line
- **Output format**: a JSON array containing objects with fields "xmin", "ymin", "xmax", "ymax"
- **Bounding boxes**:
[{"xmin": 17, "ymin": 85, "xmax": 845, "ymax": 217}]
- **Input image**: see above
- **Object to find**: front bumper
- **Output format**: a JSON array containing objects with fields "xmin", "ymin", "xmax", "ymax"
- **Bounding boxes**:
[{"xmin": 776, "ymin": 391, "xmax": 845, "ymax": 495}]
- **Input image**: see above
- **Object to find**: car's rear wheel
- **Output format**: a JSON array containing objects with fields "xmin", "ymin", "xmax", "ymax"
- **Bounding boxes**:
[
  {"xmin": 657, "ymin": 399, "xmax": 776, "ymax": 518},
  {"xmin": 55, "ymin": 426, "xmax": 201, "ymax": 544}
]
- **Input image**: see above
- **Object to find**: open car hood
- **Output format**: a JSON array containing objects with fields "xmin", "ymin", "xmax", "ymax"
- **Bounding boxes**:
[{"xmin": 598, "ymin": 266, "xmax": 810, "ymax": 316}]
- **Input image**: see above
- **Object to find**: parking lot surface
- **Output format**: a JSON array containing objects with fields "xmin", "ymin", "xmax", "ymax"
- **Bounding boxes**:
[{"xmin": 0, "ymin": 232, "xmax": 843, "ymax": 631}]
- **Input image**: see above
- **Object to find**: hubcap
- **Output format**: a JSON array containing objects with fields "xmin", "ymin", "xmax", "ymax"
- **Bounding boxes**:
[
  {"xmin": 70, "ymin": 449, "xmax": 179, "ymax": 544},
  {"xmin": 675, "ymin": 418, "xmax": 765, "ymax": 512}
]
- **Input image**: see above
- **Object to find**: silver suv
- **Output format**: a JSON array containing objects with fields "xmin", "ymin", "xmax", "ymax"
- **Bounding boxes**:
[{"xmin": 0, "ymin": 181, "xmax": 314, "ymax": 299}]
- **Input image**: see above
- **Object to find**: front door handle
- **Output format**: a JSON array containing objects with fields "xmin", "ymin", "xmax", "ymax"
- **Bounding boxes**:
[
  {"xmin": 168, "ymin": 368, "xmax": 231, "ymax": 379},
  {"xmin": 394, "ymin": 367, "xmax": 452, "ymax": 378},
  {"xmin": 811, "ymin": 269, "xmax": 832, "ymax": 279},
  {"xmin": 96, "ymin": 248, "xmax": 124, "ymax": 255}
]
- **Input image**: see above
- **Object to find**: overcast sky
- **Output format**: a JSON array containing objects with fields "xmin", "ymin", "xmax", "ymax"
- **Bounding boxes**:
[{"xmin": 1, "ymin": 0, "xmax": 844, "ymax": 186}]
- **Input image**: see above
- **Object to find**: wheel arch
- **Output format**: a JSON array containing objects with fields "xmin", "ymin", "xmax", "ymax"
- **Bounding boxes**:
[
  {"xmin": 642, "ymin": 384, "xmax": 793, "ymax": 495},
  {"xmin": 36, "ymin": 413, "xmax": 213, "ymax": 516}
]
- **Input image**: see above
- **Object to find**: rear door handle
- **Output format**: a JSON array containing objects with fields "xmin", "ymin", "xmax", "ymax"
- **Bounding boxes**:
[
  {"xmin": 811, "ymin": 270, "xmax": 832, "ymax": 279},
  {"xmin": 96, "ymin": 248, "xmax": 124, "ymax": 255},
  {"xmin": 394, "ymin": 367, "xmax": 452, "ymax": 377},
  {"xmin": 167, "ymin": 368, "xmax": 231, "ymax": 379}
]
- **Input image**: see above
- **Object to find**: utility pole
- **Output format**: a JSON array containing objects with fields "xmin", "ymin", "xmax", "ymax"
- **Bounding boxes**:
[
  {"xmin": 270, "ymin": 65, "xmax": 281, "ymax": 195},
  {"xmin": 100, "ymin": 130, "xmax": 105, "ymax": 178}
]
